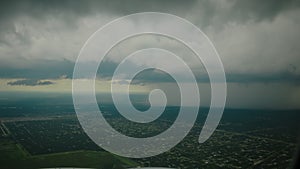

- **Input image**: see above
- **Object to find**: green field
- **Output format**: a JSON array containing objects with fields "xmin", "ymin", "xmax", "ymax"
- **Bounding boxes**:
[{"xmin": 0, "ymin": 138, "xmax": 138, "ymax": 169}]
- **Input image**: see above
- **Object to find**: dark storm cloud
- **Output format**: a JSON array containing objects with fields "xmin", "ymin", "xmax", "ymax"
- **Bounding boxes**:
[
  {"xmin": 231, "ymin": 0, "xmax": 300, "ymax": 22},
  {"xmin": 0, "ymin": 0, "xmax": 197, "ymax": 21},
  {"xmin": 0, "ymin": 0, "xmax": 197, "ymax": 45},
  {"xmin": 7, "ymin": 79, "xmax": 54, "ymax": 86},
  {"xmin": 184, "ymin": 0, "xmax": 300, "ymax": 29},
  {"xmin": 0, "ymin": 0, "xmax": 299, "ymax": 31},
  {"xmin": 0, "ymin": 0, "xmax": 300, "ymax": 84},
  {"xmin": 0, "ymin": 0, "xmax": 198, "ymax": 80}
]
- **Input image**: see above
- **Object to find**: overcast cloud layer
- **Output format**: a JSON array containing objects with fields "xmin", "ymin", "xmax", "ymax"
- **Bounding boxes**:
[{"xmin": 0, "ymin": 0, "xmax": 300, "ymax": 109}]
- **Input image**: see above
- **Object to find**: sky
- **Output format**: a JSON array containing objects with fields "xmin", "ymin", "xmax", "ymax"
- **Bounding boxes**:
[{"xmin": 0, "ymin": 0, "xmax": 300, "ymax": 109}]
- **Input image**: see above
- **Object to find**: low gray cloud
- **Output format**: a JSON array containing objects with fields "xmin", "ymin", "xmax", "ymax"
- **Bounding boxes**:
[
  {"xmin": 97, "ymin": 58, "xmax": 300, "ymax": 85},
  {"xmin": 115, "ymin": 66, "xmax": 300, "ymax": 85},
  {"xmin": 7, "ymin": 79, "xmax": 54, "ymax": 86},
  {"xmin": 0, "ymin": 58, "xmax": 73, "ymax": 79}
]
